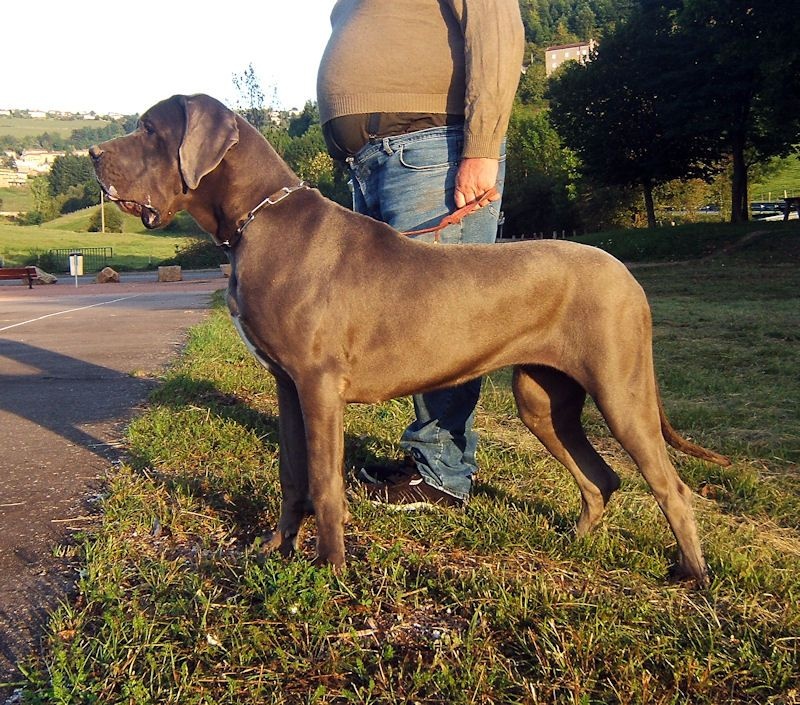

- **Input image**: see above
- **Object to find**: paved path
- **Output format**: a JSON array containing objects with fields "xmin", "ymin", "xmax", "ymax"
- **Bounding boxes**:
[{"xmin": 0, "ymin": 273, "xmax": 227, "ymax": 692}]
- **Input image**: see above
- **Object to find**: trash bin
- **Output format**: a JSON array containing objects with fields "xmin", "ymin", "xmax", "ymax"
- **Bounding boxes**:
[{"xmin": 68, "ymin": 252, "xmax": 84, "ymax": 276}]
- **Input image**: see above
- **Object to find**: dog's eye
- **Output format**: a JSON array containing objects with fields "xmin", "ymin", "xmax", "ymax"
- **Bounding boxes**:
[{"xmin": 142, "ymin": 120, "xmax": 156, "ymax": 135}]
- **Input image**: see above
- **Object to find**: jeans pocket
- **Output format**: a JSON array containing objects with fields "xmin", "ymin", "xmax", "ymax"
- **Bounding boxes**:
[{"xmin": 398, "ymin": 139, "xmax": 462, "ymax": 171}]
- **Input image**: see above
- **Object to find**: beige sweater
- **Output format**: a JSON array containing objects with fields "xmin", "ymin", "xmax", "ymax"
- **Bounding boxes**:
[{"xmin": 317, "ymin": 0, "xmax": 525, "ymax": 159}]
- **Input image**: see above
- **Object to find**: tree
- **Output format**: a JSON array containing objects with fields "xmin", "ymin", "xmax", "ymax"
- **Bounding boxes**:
[
  {"xmin": 676, "ymin": 0, "xmax": 800, "ymax": 222},
  {"xmin": 516, "ymin": 51, "xmax": 549, "ymax": 107},
  {"xmin": 518, "ymin": 0, "xmax": 633, "ymax": 46},
  {"xmin": 288, "ymin": 101, "xmax": 319, "ymax": 138},
  {"xmin": 282, "ymin": 124, "xmax": 350, "ymax": 205},
  {"xmin": 69, "ymin": 122, "xmax": 126, "ymax": 149},
  {"xmin": 121, "ymin": 114, "xmax": 139, "ymax": 133},
  {"xmin": 547, "ymin": 1, "xmax": 719, "ymax": 227},
  {"xmin": 60, "ymin": 180, "xmax": 101, "ymax": 214},
  {"xmin": 572, "ymin": 3, "xmax": 598, "ymax": 37},
  {"xmin": 504, "ymin": 103, "xmax": 580, "ymax": 234},
  {"xmin": 38, "ymin": 131, "xmax": 56, "ymax": 151},
  {"xmin": 28, "ymin": 174, "xmax": 57, "ymax": 222},
  {"xmin": 232, "ymin": 63, "xmax": 267, "ymax": 131},
  {"xmin": 48, "ymin": 154, "xmax": 95, "ymax": 198},
  {"xmin": 282, "ymin": 124, "xmax": 328, "ymax": 172}
]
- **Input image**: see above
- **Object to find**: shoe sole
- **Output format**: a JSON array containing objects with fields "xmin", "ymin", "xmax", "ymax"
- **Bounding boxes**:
[
  {"xmin": 358, "ymin": 466, "xmax": 417, "ymax": 485},
  {"xmin": 369, "ymin": 499, "xmax": 445, "ymax": 512},
  {"xmin": 368, "ymin": 499, "xmax": 456, "ymax": 512}
]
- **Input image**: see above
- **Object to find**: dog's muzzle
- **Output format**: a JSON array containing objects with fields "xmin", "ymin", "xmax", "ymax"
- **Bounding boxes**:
[
  {"xmin": 90, "ymin": 145, "xmax": 161, "ymax": 229},
  {"xmin": 99, "ymin": 183, "xmax": 161, "ymax": 229}
]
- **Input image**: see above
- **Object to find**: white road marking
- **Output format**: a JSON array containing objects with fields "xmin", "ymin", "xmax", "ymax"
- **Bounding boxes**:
[{"xmin": 0, "ymin": 295, "xmax": 142, "ymax": 333}]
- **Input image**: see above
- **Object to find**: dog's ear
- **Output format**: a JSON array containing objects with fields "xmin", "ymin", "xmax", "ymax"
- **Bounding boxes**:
[{"xmin": 178, "ymin": 94, "xmax": 240, "ymax": 190}]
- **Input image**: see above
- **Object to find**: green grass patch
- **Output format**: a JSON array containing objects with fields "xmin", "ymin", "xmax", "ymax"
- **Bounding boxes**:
[
  {"xmin": 0, "ymin": 186, "xmax": 32, "ymax": 212},
  {"xmin": 13, "ymin": 240, "xmax": 800, "ymax": 703},
  {"xmin": 752, "ymin": 154, "xmax": 800, "ymax": 200},
  {"xmin": 0, "ymin": 116, "xmax": 111, "ymax": 140},
  {"xmin": 576, "ymin": 220, "xmax": 800, "ymax": 263},
  {"xmin": 0, "ymin": 209, "xmax": 203, "ymax": 270}
]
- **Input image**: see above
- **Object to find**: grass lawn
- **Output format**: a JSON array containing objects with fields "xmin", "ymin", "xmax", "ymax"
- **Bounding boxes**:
[
  {"xmin": 752, "ymin": 154, "xmax": 800, "ymax": 200},
  {"xmin": 13, "ymin": 222, "xmax": 800, "ymax": 703},
  {"xmin": 575, "ymin": 220, "xmax": 800, "ymax": 263},
  {"xmin": 0, "ymin": 116, "xmax": 111, "ymax": 140},
  {"xmin": 0, "ymin": 187, "xmax": 32, "ymax": 213},
  {"xmin": 0, "ymin": 208, "xmax": 202, "ymax": 270}
]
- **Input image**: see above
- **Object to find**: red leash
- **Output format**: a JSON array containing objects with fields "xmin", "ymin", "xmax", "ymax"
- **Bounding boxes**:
[{"xmin": 400, "ymin": 188, "xmax": 499, "ymax": 243}]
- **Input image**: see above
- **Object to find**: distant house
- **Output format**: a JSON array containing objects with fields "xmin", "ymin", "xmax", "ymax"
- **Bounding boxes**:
[
  {"xmin": 545, "ymin": 40, "xmax": 596, "ymax": 76},
  {"xmin": 15, "ymin": 149, "xmax": 65, "ymax": 174},
  {"xmin": 28, "ymin": 110, "xmax": 47, "ymax": 119},
  {"xmin": 0, "ymin": 169, "xmax": 27, "ymax": 187}
]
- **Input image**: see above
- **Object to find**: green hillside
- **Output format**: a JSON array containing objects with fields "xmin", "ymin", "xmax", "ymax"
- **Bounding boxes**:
[
  {"xmin": 0, "ymin": 207, "xmax": 200, "ymax": 270},
  {"xmin": 0, "ymin": 115, "xmax": 111, "ymax": 140},
  {"xmin": 751, "ymin": 154, "xmax": 800, "ymax": 200}
]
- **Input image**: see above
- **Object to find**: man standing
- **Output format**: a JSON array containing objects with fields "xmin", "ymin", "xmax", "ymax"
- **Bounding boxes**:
[{"xmin": 317, "ymin": 0, "xmax": 525, "ymax": 507}]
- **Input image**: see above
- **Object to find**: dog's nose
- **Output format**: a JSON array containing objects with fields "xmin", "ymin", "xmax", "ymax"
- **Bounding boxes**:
[{"xmin": 89, "ymin": 145, "xmax": 103, "ymax": 161}]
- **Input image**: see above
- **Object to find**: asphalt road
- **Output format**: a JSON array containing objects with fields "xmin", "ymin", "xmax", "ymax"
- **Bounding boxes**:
[{"xmin": 0, "ymin": 272, "xmax": 227, "ymax": 692}]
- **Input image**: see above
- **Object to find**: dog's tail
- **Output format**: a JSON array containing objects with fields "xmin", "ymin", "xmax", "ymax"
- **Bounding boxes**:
[{"xmin": 657, "ymin": 388, "xmax": 731, "ymax": 466}]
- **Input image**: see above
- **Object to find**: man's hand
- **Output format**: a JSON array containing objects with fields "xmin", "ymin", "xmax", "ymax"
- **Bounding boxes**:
[{"xmin": 454, "ymin": 157, "xmax": 501, "ymax": 208}]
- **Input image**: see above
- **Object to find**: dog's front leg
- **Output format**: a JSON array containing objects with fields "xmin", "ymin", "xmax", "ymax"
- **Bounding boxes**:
[
  {"xmin": 297, "ymin": 377, "xmax": 349, "ymax": 570},
  {"xmin": 264, "ymin": 370, "xmax": 311, "ymax": 557}
]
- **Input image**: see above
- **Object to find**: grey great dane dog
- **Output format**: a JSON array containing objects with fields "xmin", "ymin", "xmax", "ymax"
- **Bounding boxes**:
[{"xmin": 91, "ymin": 94, "xmax": 730, "ymax": 587}]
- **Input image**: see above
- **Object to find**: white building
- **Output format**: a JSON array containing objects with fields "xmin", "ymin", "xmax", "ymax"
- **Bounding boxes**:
[{"xmin": 545, "ymin": 40, "xmax": 597, "ymax": 77}]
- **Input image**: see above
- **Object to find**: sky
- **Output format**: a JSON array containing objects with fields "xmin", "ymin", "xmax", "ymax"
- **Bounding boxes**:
[{"xmin": 4, "ymin": 1, "xmax": 337, "ymax": 115}]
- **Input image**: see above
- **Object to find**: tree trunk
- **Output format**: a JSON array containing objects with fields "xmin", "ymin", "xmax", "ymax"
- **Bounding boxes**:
[
  {"xmin": 643, "ymin": 180, "xmax": 657, "ymax": 228},
  {"xmin": 730, "ymin": 137, "xmax": 749, "ymax": 223}
]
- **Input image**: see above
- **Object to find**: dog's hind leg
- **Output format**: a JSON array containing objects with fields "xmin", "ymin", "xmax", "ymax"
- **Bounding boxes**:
[
  {"xmin": 594, "ymin": 383, "xmax": 709, "ymax": 587},
  {"xmin": 512, "ymin": 365, "xmax": 621, "ymax": 535}
]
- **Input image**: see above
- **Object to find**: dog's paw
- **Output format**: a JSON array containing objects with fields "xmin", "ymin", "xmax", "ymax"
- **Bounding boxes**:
[
  {"xmin": 667, "ymin": 561, "xmax": 711, "ymax": 590},
  {"xmin": 259, "ymin": 529, "xmax": 299, "ymax": 558},
  {"xmin": 312, "ymin": 549, "xmax": 346, "ymax": 572}
]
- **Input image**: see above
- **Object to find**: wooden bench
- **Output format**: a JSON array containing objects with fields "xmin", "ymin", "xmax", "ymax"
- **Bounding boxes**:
[{"xmin": 0, "ymin": 266, "xmax": 39, "ymax": 289}]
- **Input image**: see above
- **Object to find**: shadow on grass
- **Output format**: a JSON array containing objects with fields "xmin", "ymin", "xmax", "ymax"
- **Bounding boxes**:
[
  {"xmin": 472, "ymin": 480, "xmax": 576, "ymax": 535},
  {"xmin": 120, "ymin": 374, "xmax": 278, "ymax": 540},
  {"xmin": 121, "ymin": 371, "xmax": 584, "ymax": 549}
]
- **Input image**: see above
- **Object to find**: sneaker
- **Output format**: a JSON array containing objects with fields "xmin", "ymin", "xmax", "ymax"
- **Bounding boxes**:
[
  {"xmin": 363, "ymin": 471, "xmax": 465, "ymax": 510},
  {"xmin": 357, "ymin": 454, "xmax": 418, "ymax": 485}
]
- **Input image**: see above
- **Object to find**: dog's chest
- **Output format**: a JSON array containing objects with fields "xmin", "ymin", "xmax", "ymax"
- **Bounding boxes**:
[{"xmin": 230, "ymin": 313, "xmax": 277, "ymax": 372}]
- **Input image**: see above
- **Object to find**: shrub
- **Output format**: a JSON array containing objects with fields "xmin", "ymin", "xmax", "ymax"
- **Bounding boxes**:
[
  {"xmin": 20, "ymin": 251, "xmax": 60, "ymax": 272},
  {"xmin": 88, "ymin": 204, "xmax": 123, "ymax": 233},
  {"xmin": 162, "ymin": 211, "xmax": 205, "ymax": 235},
  {"xmin": 18, "ymin": 210, "xmax": 46, "ymax": 225},
  {"xmin": 163, "ymin": 237, "xmax": 227, "ymax": 269}
]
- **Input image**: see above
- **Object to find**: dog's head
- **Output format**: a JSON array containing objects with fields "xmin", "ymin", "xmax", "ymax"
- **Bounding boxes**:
[{"xmin": 90, "ymin": 94, "xmax": 239, "ymax": 229}]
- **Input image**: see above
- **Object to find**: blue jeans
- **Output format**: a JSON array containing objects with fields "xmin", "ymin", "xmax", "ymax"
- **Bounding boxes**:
[{"xmin": 347, "ymin": 125, "xmax": 506, "ymax": 500}]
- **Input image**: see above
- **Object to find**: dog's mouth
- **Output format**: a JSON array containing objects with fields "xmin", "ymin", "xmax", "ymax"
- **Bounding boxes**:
[{"xmin": 99, "ymin": 182, "xmax": 161, "ymax": 229}]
